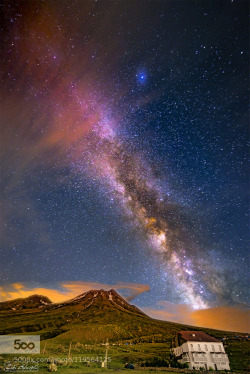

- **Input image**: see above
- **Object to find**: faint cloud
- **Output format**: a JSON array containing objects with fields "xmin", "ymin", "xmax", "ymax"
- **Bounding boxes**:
[
  {"xmin": 144, "ymin": 301, "xmax": 250, "ymax": 333},
  {"xmin": 143, "ymin": 301, "xmax": 194, "ymax": 325},
  {"xmin": 191, "ymin": 306, "xmax": 250, "ymax": 333}
]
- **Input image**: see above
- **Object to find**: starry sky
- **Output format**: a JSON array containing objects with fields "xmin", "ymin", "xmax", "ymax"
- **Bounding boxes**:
[{"xmin": 0, "ymin": 0, "xmax": 249, "ymax": 330}]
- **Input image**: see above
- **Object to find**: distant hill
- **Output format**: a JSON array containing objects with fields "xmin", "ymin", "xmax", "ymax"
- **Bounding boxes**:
[{"xmin": 0, "ymin": 294, "xmax": 52, "ymax": 311}]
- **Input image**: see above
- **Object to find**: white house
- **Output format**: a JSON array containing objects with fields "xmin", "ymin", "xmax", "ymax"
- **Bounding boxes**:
[{"xmin": 171, "ymin": 331, "xmax": 230, "ymax": 370}]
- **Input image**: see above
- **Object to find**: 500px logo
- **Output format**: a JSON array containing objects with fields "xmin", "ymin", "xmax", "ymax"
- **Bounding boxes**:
[
  {"xmin": 0, "ymin": 335, "xmax": 40, "ymax": 354},
  {"xmin": 14, "ymin": 339, "xmax": 35, "ymax": 350}
]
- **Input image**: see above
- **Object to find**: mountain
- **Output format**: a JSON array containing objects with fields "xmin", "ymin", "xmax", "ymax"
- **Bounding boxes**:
[
  {"xmin": 49, "ymin": 289, "xmax": 147, "ymax": 317},
  {"xmin": 0, "ymin": 294, "xmax": 52, "ymax": 311},
  {"xmin": 0, "ymin": 289, "xmax": 237, "ymax": 343},
  {"xmin": 0, "ymin": 289, "xmax": 146, "ymax": 315}
]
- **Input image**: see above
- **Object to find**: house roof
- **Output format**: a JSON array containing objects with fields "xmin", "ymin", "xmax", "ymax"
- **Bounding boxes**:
[{"xmin": 179, "ymin": 331, "xmax": 219, "ymax": 343}]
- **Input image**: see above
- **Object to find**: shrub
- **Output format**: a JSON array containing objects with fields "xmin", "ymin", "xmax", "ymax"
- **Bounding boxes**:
[
  {"xmin": 140, "ymin": 357, "xmax": 169, "ymax": 367},
  {"xmin": 169, "ymin": 359, "xmax": 188, "ymax": 369}
]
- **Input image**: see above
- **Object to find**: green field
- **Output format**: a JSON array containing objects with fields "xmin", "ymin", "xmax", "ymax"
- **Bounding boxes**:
[{"xmin": 0, "ymin": 339, "xmax": 249, "ymax": 373}]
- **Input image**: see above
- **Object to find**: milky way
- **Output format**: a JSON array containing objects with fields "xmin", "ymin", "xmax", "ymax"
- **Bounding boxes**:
[
  {"xmin": 0, "ymin": 1, "xmax": 248, "ymax": 311},
  {"xmin": 75, "ymin": 124, "xmax": 210, "ymax": 308}
]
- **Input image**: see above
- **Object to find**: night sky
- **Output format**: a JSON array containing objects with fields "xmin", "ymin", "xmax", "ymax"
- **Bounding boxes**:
[{"xmin": 0, "ymin": 0, "xmax": 249, "ymax": 328}]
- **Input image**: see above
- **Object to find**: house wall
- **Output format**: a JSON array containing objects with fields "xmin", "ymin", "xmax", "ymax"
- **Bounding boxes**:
[{"xmin": 173, "ymin": 341, "xmax": 230, "ymax": 370}]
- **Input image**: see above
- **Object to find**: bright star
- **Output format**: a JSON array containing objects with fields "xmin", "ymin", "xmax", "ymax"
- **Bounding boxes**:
[{"xmin": 137, "ymin": 71, "xmax": 147, "ymax": 84}]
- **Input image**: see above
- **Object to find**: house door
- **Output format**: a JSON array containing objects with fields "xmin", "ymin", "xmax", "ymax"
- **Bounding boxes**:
[
  {"xmin": 214, "ymin": 364, "xmax": 217, "ymax": 370},
  {"xmin": 205, "ymin": 364, "xmax": 207, "ymax": 370}
]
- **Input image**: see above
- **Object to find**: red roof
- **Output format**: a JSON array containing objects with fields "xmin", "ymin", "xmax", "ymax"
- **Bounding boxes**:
[{"xmin": 179, "ymin": 331, "xmax": 219, "ymax": 343}]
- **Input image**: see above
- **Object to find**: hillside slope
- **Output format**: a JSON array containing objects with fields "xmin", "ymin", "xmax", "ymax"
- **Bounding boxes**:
[{"xmin": 0, "ymin": 289, "xmax": 239, "ymax": 343}]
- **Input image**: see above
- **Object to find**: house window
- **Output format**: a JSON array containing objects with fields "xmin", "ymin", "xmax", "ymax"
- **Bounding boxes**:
[
  {"xmin": 190, "ymin": 344, "xmax": 193, "ymax": 350},
  {"xmin": 205, "ymin": 344, "xmax": 208, "ymax": 351},
  {"xmin": 198, "ymin": 344, "xmax": 201, "ymax": 351}
]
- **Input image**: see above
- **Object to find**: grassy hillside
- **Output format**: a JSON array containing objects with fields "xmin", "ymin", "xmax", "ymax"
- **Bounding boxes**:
[
  {"xmin": 0, "ymin": 301, "xmax": 239, "ymax": 343},
  {"xmin": 0, "ymin": 292, "xmax": 249, "ymax": 371}
]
